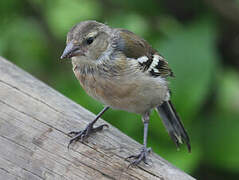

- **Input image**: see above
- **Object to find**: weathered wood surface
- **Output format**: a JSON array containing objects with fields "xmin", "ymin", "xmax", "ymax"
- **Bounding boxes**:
[{"xmin": 0, "ymin": 57, "xmax": 195, "ymax": 180}]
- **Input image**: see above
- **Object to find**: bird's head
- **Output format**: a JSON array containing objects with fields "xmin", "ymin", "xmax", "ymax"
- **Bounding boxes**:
[{"xmin": 61, "ymin": 20, "xmax": 111, "ymax": 61}]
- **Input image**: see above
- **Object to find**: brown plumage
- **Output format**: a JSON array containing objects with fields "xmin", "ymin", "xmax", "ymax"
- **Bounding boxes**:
[{"xmin": 61, "ymin": 20, "xmax": 190, "ymax": 166}]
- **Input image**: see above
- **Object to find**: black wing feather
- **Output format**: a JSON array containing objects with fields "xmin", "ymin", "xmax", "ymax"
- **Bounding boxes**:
[
  {"xmin": 157, "ymin": 101, "xmax": 191, "ymax": 152},
  {"xmin": 113, "ymin": 29, "xmax": 173, "ymax": 77}
]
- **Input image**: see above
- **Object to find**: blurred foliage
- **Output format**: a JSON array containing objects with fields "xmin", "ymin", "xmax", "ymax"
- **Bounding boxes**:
[{"xmin": 1, "ymin": 0, "xmax": 239, "ymax": 179}]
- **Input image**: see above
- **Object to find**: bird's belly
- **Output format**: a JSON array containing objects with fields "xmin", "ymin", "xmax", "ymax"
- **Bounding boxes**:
[{"xmin": 76, "ymin": 72, "xmax": 168, "ymax": 114}]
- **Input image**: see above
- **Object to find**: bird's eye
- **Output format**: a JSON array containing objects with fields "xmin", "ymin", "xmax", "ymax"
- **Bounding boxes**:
[{"xmin": 86, "ymin": 37, "xmax": 94, "ymax": 45}]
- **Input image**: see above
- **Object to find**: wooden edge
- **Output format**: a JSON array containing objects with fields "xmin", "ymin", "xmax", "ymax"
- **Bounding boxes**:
[{"xmin": 0, "ymin": 56, "xmax": 196, "ymax": 180}]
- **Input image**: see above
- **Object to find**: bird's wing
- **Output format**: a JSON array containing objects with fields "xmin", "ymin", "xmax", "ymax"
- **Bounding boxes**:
[{"xmin": 112, "ymin": 29, "xmax": 174, "ymax": 77}]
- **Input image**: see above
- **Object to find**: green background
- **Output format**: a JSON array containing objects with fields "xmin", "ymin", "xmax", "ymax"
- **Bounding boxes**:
[{"xmin": 1, "ymin": 0, "xmax": 239, "ymax": 179}]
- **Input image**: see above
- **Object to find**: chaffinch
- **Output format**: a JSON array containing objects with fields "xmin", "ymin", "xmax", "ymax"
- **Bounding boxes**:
[{"xmin": 61, "ymin": 20, "xmax": 190, "ymax": 166}]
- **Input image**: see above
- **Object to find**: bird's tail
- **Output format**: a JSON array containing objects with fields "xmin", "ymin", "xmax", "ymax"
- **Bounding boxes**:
[{"xmin": 156, "ymin": 100, "xmax": 191, "ymax": 152}]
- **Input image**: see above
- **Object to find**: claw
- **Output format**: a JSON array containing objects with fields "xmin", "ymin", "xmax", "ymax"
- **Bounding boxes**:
[
  {"xmin": 126, "ymin": 147, "xmax": 151, "ymax": 167},
  {"xmin": 68, "ymin": 131, "xmax": 81, "ymax": 136},
  {"xmin": 67, "ymin": 123, "xmax": 109, "ymax": 149},
  {"xmin": 92, "ymin": 124, "xmax": 109, "ymax": 133}
]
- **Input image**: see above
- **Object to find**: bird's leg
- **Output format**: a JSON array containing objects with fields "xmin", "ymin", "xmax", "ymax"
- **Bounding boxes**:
[
  {"xmin": 68, "ymin": 106, "xmax": 110, "ymax": 148},
  {"xmin": 126, "ymin": 112, "xmax": 151, "ymax": 166}
]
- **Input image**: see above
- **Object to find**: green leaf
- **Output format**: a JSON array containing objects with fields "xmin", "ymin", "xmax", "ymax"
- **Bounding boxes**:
[
  {"xmin": 204, "ymin": 112, "xmax": 239, "ymax": 173},
  {"xmin": 107, "ymin": 13, "xmax": 148, "ymax": 36},
  {"xmin": 203, "ymin": 70, "xmax": 239, "ymax": 172},
  {"xmin": 157, "ymin": 19, "xmax": 217, "ymax": 121},
  {"xmin": 217, "ymin": 70, "xmax": 239, "ymax": 112},
  {"xmin": 45, "ymin": 0, "xmax": 101, "ymax": 38}
]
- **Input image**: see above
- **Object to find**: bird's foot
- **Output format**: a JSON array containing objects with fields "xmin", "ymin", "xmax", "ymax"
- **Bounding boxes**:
[
  {"xmin": 67, "ymin": 122, "xmax": 109, "ymax": 148},
  {"xmin": 126, "ymin": 147, "xmax": 152, "ymax": 166}
]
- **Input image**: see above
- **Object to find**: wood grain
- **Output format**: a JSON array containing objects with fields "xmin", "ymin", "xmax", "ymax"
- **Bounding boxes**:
[{"xmin": 0, "ymin": 57, "xmax": 195, "ymax": 180}]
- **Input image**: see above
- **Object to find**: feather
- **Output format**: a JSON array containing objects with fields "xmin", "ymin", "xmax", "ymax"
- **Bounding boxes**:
[
  {"xmin": 113, "ymin": 29, "xmax": 173, "ymax": 78},
  {"xmin": 156, "ymin": 101, "xmax": 191, "ymax": 152}
]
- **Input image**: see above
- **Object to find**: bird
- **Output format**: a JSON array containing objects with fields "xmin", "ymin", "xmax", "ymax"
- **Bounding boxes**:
[{"xmin": 60, "ymin": 20, "xmax": 191, "ymax": 166}]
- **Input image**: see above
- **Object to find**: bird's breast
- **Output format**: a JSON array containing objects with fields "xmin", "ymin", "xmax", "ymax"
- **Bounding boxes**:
[{"xmin": 73, "ymin": 64, "xmax": 169, "ymax": 114}]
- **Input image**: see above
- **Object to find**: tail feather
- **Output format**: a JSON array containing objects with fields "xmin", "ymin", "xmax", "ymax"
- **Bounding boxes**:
[{"xmin": 156, "ymin": 101, "xmax": 191, "ymax": 152}]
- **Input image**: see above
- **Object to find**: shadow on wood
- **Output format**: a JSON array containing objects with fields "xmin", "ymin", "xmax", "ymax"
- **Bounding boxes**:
[{"xmin": 0, "ymin": 57, "xmax": 195, "ymax": 180}]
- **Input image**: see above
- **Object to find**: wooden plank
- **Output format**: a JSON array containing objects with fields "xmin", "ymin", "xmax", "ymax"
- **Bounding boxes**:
[{"xmin": 0, "ymin": 56, "xmax": 196, "ymax": 180}]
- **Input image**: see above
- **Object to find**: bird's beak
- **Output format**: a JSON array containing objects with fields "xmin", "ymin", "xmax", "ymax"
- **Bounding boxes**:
[{"xmin": 60, "ymin": 42, "xmax": 83, "ymax": 59}]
